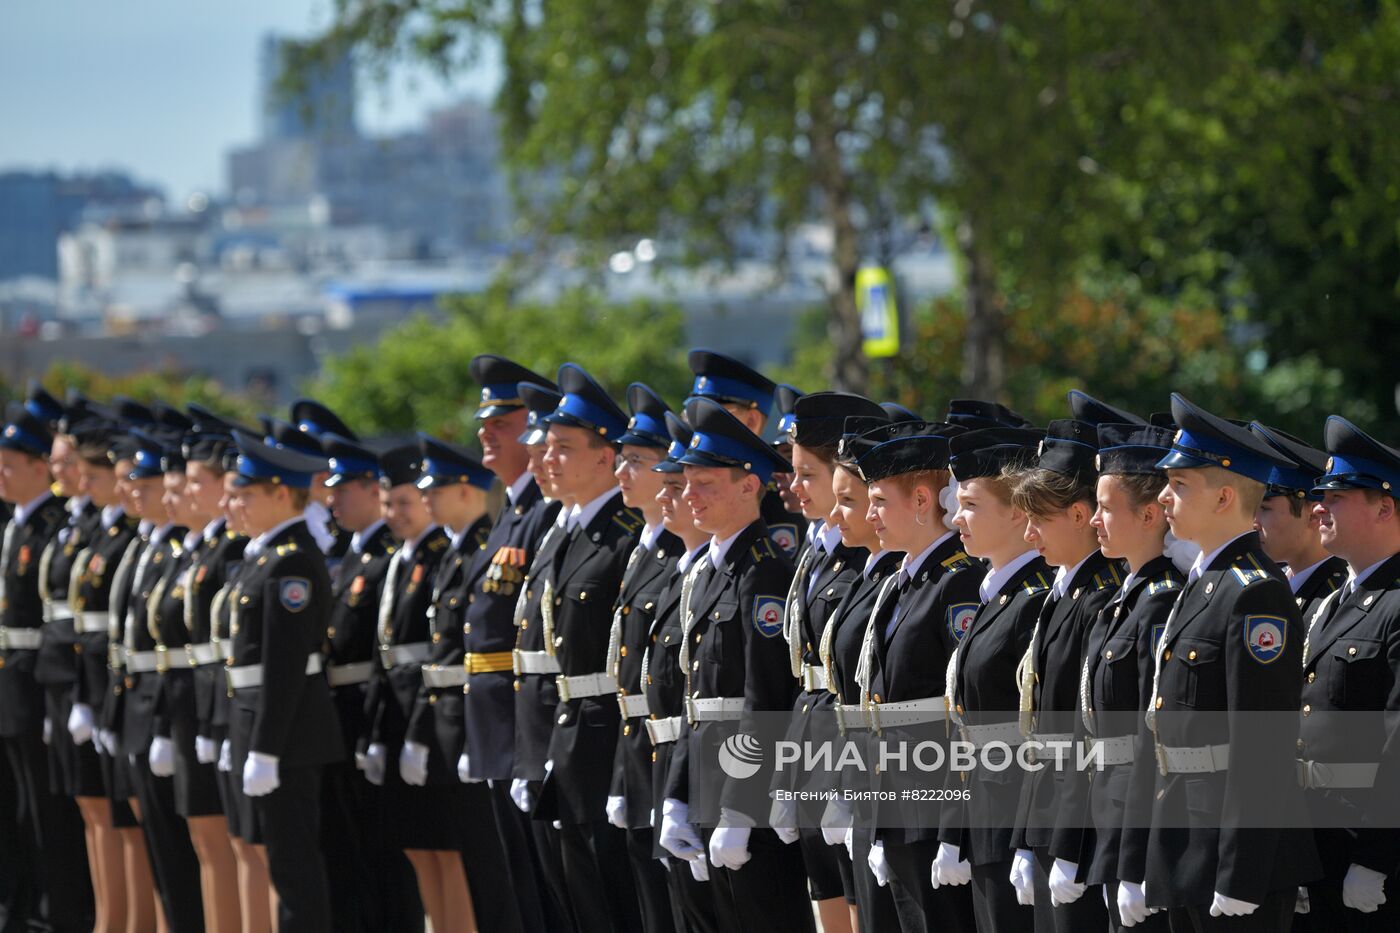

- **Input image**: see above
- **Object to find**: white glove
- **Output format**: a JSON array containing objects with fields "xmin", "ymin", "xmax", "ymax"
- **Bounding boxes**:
[
  {"xmin": 1117, "ymin": 880, "xmax": 1152, "ymax": 926},
  {"xmin": 606, "ymin": 795, "xmax": 627, "ymax": 829},
  {"xmin": 1342, "ymin": 863, "xmax": 1387, "ymax": 913},
  {"xmin": 1049, "ymin": 858, "xmax": 1087, "ymax": 906},
  {"xmin": 708, "ymin": 825, "xmax": 752, "ymax": 871},
  {"xmin": 43, "ymin": 716, "xmax": 53, "ymax": 746},
  {"xmin": 195, "ymin": 736, "xmax": 218, "ymax": 764},
  {"xmin": 242, "ymin": 751, "xmax": 280, "ymax": 797},
  {"xmin": 1295, "ymin": 886, "xmax": 1310, "ymax": 914},
  {"xmin": 769, "ymin": 797, "xmax": 799, "ymax": 844},
  {"xmin": 658, "ymin": 798, "xmax": 703, "ymax": 861},
  {"xmin": 931, "ymin": 841, "xmax": 972, "ymax": 888},
  {"xmin": 689, "ymin": 857, "xmax": 710, "ymax": 882},
  {"xmin": 99, "ymin": 728, "xmax": 118, "ymax": 757},
  {"xmin": 820, "ymin": 797, "xmax": 853, "ymax": 846},
  {"xmin": 457, "ymin": 753, "xmax": 482, "ymax": 783},
  {"xmin": 510, "ymin": 778, "xmax": 533, "ymax": 813},
  {"xmin": 148, "ymin": 736, "xmax": 175, "ymax": 777},
  {"xmin": 363, "ymin": 743, "xmax": 387, "ymax": 786},
  {"xmin": 843, "ymin": 827, "xmax": 854, "ymax": 862},
  {"xmin": 1208, "ymin": 892, "xmax": 1259, "ymax": 918},
  {"xmin": 355, "ymin": 751, "xmax": 367, "ymax": 771},
  {"xmin": 217, "ymin": 739, "xmax": 232, "ymax": 772},
  {"xmin": 399, "ymin": 741, "xmax": 429, "ymax": 786},
  {"xmin": 867, "ymin": 840, "xmax": 891, "ymax": 887},
  {"xmin": 1010, "ymin": 849, "xmax": 1036, "ymax": 906},
  {"xmin": 68, "ymin": 703, "xmax": 95, "ymax": 745}
]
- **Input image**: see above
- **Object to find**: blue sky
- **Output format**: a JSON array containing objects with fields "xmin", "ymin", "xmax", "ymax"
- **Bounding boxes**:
[{"xmin": 0, "ymin": 0, "xmax": 500, "ymax": 201}]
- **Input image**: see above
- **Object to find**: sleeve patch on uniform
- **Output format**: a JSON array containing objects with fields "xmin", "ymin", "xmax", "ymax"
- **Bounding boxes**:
[
  {"xmin": 1151, "ymin": 622, "xmax": 1166, "ymax": 654},
  {"xmin": 279, "ymin": 577, "xmax": 311, "ymax": 612},
  {"xmin": 947, "ymin": 603, "xmax": 978, "ymax": 641},
  {"xmin": 752, "ymin": 596, "xmax": 785, "ymax": 637},
  {"xmin": 767, "ymin": 524, "xmax": 799, "ymax": 558},
  {"xmin": 1244, "ymin": 615, "xmax": 1286, "ymax": 664}
]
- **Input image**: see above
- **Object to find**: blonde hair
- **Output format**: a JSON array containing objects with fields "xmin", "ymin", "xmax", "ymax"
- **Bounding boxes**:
[{"xmin": 1199, "ymin": 466, "xmax": 1266, "ymax": 516}]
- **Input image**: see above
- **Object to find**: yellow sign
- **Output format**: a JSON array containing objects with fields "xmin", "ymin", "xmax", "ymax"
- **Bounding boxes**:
[{"xmin": 857, "ymin": 266, "xmax": 899, "ymax": 358}]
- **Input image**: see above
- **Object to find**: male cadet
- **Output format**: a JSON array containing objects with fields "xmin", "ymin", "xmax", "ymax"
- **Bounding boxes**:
[
  {"xmin": 226, "ymin": 430, "xmax": 343, "ymax": 932},
  {"xmin": 529, "ymin": 363, "xmax": 646, "ymax": 932},
  {"xmin": 319, "ymin": 433, "xmax": 421, "ymax": 933},
  {"xmin": 1248, "ymin": 422, "xmax": 1349, "ymax": 622},
  {"xmin": 605, "ymin": 383, "xmax": 684, "ymax": 933},
  {"xmin": 1298, "ymin": 418, "xmax": 1400, "ymax": 928},
  {"xmin": 665, "ymin": 397, "xmax": 815, "ymax": 932},
  {"xmin": 1, "ymin": 403, "xmax": 92, "ymax": 932},
  {"xmin": 459, "ymin": 355, "xmax": 566, "ymax": 933},
  {"xmin": 1144, "ymin": 395, "xmax": 1319, "ymax": 929},
  {"xmin": 686, "ymin": 348, "xmax": 805, "ymax": 557}
]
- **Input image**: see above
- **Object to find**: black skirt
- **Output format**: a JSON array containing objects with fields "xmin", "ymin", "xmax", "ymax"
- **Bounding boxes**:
[{"xmin": 163, "ymin": 668, "xmax": 223, "ymax": 817}]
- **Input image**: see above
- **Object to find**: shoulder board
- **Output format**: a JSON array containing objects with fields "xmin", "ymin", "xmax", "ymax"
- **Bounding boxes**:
[
  {"xmin": 612, "ymin": 508, "xmax": 644, "ymax": 535},
  {"xmin": 473, "ymin": 525, "xmax": 491, "ymax": 548},
  {"xmin": 751, "ymin": 535, "xmax": 779, "ymax": 563},
  {"xmin": 1092, "ymin": 563, "xmax": 1124, "ymax": 591},
  {"xmin": 1147, "ymin": 574, "xmax": 1180, "ymax": 596},
  {"xmin": 941, "ymin": 550, "xmax": 975, "ymax": 573},
  {"xmin": 427, "ymin": 536, "xmax": 448, "ymax": 553},
  {"xmin": 1022, "ymin": 572, "xmax": 1051, "ymax": 596},
  {"xmin": 1230, "ymin": 553, "xmax": 1271, "ymax": 588}
]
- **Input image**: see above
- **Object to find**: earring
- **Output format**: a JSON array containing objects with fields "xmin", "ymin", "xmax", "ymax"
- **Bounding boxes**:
[{"xmin": 914, "ymin": 511, "xmax": 927, "ymax": 527}]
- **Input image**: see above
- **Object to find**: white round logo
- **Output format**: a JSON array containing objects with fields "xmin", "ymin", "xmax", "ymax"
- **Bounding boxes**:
[{"xmin": 717, "ymin": 732, "xmax": 764, "ymax": 780}]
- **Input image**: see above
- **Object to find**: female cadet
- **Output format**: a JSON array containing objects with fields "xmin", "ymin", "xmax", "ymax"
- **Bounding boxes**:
[
  {"xmin": 777, "ymin": 392, "xmax": 884, "ymax": 933},
  {"xmin": 942, "ymin": 427, "xmax": 1052, "ymax": 933},
  {"xmin": 1006, "ymin": 419, "xmax": 1121, "ymax": 931}
]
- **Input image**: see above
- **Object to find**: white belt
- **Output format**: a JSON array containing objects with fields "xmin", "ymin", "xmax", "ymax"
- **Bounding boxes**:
[
  {"xmin": 618, "ymin": 693, "xmax": 651, "ymax": 719},
  {"xmin": 125, "ymin": 647, "xmax": 169, "ymax": 674},
  {"xmin": 0, "ymin": 627, "xmax": 43, "ymax": 650},
  {"xmin": 41, "ymin": 600, "xmax": 72, "ymax": 624},
  {"xmin": 871, "ymin": 698, "xmax": 950, "ymax": 729},
  {"xmin": 646, "ymin": 716, "xmax": 683, "ymax": 745},
  {"xmin": 557, "ymin": 672, "xmax": 617, "ymax": 702},
  {"xmin": 800, "ymin": 664, "xmax": 827, "ymax": 693},
  {"xmin": 422, "ymin": 665, "xmax": 470, "ymax": 688},
  {"xmin": 1297, "ymin": 759, "xmax": 1379, "ymax": 790},
  {"xmin": 1158, "ymin": 742, "xmax": 1230, "ymax": 774},
  {"xmin": 185, "ymin": 643, "xmax": 223, "ymax": 666},
  {"xmin": 379, "ymin": 642, "xmax": 430, "ymax": 670},
  {"xmin": 1087, "ymin": 735, "xmax": 1135, "ymax": 767},
  {"xmin": 685, "ymin": 696, "xmax": 745, "ymax": 724},
  {"xmin": 226, "ymin": 654, "xmax": 324, "ymax": 691},
  {"xmin": 327, "ymin": 661, "xmax": 374, "ymax": 687},
  {"xmin": 513, "ymin": 649, "xmax": 561, "ymax": 676},
  {"xmin": 74, "ymin": 612, "xmax": 110, "ymax": 634},
  {"xmin": 836, "ymin": 703, "xmax": 873, "ymax": 732},
  {"xmin": 960, "ymin": 720, "xmax": 1026, "ymax": 749},
  {"xmin": 1027, "ymin": 731, "xmax": 1076, "ymax": 762}
]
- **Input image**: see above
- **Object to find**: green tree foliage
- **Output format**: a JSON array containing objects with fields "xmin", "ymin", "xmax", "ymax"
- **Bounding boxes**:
[
  {"xmin": 307, "ymin": 287, "xmax": 690, "ymax": 441},
  {"xmin": 5, "ymin": 364, "xmax": 259, "ymax": 425}
]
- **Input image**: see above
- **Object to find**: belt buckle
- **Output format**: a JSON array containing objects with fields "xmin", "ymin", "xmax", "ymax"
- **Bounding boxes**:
[
  {"xmin": 617, "ymin": 694, "xmax": 631, "ymax": 719},
  {"xmin": 185, "ymin": 645, "xmax": 199, "ymax": 667},
  {"xmin": 1155, "ymin": 742, "xmax": 1169, "ymax": 777},
  {"xmin": 108, "ymin": 642, "xmax": 122, "ymax": 669},
  {"xmin": 0, "ymin": 627, "xmax": 8, "ymax": 651},
  {"xmin": 155, "ymin": 645, "xmax": 169, "ymax": 673},
  {"xmin": 224, "ymin": 668, "xmax": 236, "ymax": 696},
  {"xmin": 378, "ymin": 644, "xmax": 395, "ymax": 670},
  {"xmin": 511, "ymin": 649, "xmax": 524, "ymax": 676},
  {"xmin": 556, "ymin": 674, "xmax": 571, "ymax": 703},
  {"xmin": 684, "ymin": 696, "xmax": 698, "ymax": 725}
]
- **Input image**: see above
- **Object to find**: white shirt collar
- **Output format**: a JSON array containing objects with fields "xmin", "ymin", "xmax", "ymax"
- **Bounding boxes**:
[
  {"xmin": 12, "ymin": 491, "xmax": 53, "ymax": 526},
  {"xmin": 1051, "ymin": 550, "xmax": 1097, "ymax": 601},
  {"xmin": 814, "ymin": 521, "xmax": 843, "ymax": 555},
  {"xmin": 507, "ymin": 473, "xmax": 533, "ymax": 506},
  {"xmin": 138, "ymin": 519, "xmax": 154, "ymax": 537},
  {"xmin": 1351, "ymin": 555, "xmax": 1392, "ymax": 589},
  {"xmin": 901, "ymin": 530, "xmax": 956, "ymax": 585},
  {"xmin": 398, "ymin": 524, "xmax": 441, "ymax": 563},
  {"xmin": 1189, "ymin": 531, "xmax": 1254, "ymax": 582},
  {"xmin": 100, "ymin": 505, "xmax": 125, "ymax": 529},
  {"xmin": 553, "ymin": 505, "xmax": 571, "ymax": 530},
  {"xmin": 449, "ymin": 519, "xmax": 483, "ymax": 552},
  {"xmin": 183, "ymin": 528, "xmax": 203, "ymax": 550},
  {"xmin": 708, "ymin": 526, "xmax": 747, "ymax": 569},
  {"xmin": 148, "ymin": 522, "xmax": 177, "ymax": 547},
  {"xmin": 245, "ymin": 516, "xmax": 306, "ymax": 558},
  {"xmin": 978, "ymin": 549, "xmax": 1039, "ymax": 604},
  {"xmin": 865, "ymin": 549, "xmax": 895, "ymax": 577},
  {"xmin": 67, "ymin": 495, "xmax": 92, "ymax": 517},
  {"xmin": 638, "ymin": 521, "xmax": 664, "ymax": 552},
  {"xmin": 569, "ymin": 486, "xmax": 619, "ymax": 533},
  {"xmin": 202, "ymin": 517, "xmax": 225, "ymax": 543},
  {"xmin": 351, "ymin": 519, "xmax": 385, "ymax": 555},
  {"xmin": 1287, "ymin": 556, "xmax": 1332, "ymax": 594},
  {"xmin": 677, "ymin": 544, "xmax": 708, "ymax": 574},
  {"xmin": 1117, "ymin": 570, "xmax": 1138, "ymax": 597}
]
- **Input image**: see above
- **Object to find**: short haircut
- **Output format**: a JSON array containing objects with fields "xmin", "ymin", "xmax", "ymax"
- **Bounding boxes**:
[
  {"xmin": 1012, "ymin": 467, "xmax": 1096, "ymax": 517},
  {"xmin": 289, "ymin": 487, "xmax": 311, "ymax": 510},
  {"xmin": 1199, "ymin": 466, "xmax": 1266, "ymax": 516},
  {"xmin": 1106, "ymin": 471, "xmax": 1166, "ymax": 510}
]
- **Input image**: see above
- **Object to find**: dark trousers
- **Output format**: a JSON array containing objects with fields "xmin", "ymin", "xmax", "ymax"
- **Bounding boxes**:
[
  {"xmin": 851, "ymin": 833, "xmax": 915, "ymax": 933},
  {"xmin": 970, "ymin": 857, "xmax": 1034, "ymax": 933},
  {"xmin": 625, "ymin": 826, "xmax": 676, "ymax": 933},
  {"xmin": 557, "ymin": 818, "xmax": 643, "ymax": 933},
  {"xmin": 130, "ymin": 752, "xmax": 203, "ymax": 932},
  {"xmin": 454, "ymin": 781, "xmax": 524, "ymax": 933},
  {"xmin": 1106, "ymin": 881, "xmax": 1172, "ymax": 933},
  {"xmin": 1031, "ymin": 845, "xmax": 1108, "ymax": 932},
  {"xmin": 1307, "ymin": 874, "xmax": 1400, "ymax": 932},
  {"xmin": 321, "ymin": 760, "xmax": 422, "ymax": 933},
  {"xmin": 1170, "ymin": 889, "xmax": 1296, "ymax": 932},
  {"xmin": 664, "ymin": 858, "xmax": 719, "ymax": 933},
  {"xmin": 885, "ymin": 837, "xmax": 977, "ymax": 933},
  {"xmin": 490, "ymin": 780, "xmax": 571, "ymax": 933},
  {"xmin": 704, "ymin": 827, "xmax": 815, "ymax": 933},
  {"xmin": 255, "ymin": 765, "xmax": 331, "ymax": 933},
  {"xmin": 1, "ymin": 732, "xmax": 94, "ymax": 933}
]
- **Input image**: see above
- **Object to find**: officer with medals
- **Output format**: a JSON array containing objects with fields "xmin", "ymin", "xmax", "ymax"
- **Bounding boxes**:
[
  {"xmin": 604, "ymin": 383, "xmax": 684, "ymax": 933},
  {"xmin": 1248, "ymin": 422, "xmax": 1350, "ymax": 622},
  {"xmin": 662, "ymin": 397, "xmax": 814, "ymax": 932},
  {"xmin": 1142, "ymin": 395, "xmax": 1319, "ymax": 928},
  {"xmin": 225, "ymin": 430, "xmax": 344, "ymax": 932},
  {"xmin": 685, "ymin": 349, "xmax": 804, "ymax": 558},
  {"xmin": 1298, "ymin": 418, "xmax": 1400, "ymax": 928}
]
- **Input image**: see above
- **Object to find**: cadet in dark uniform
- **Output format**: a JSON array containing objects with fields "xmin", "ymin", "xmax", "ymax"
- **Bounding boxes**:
[
  {"xmin": 685, "ymin": 349, "xmax": 804, "ymax": 558},
  {"xmin": 226, "ymin": 430, "xmax": 344, "ymax": 932},
  {"xmin": 1, "ymin": 403, "xmax": 93, "ymax": 933},
  {"xmin": 405, "ymin": 435, "xmax": 522, "ymax": 933},
  {"xmin": 942, "ymin": 427, "xmax": 1049, "ymax": 933},
  {"xmin": 605, "ymin": 384, "xmax": 683, "ymax": 933},
  {"xmin": 849, "ymin": 420, "xmax": 978, "ymax": 933},
  {"xmin": 461, "ymin": 356, "xmax": 566, "ymax": 933},
  {"xmin": 646, "ymin": 412, "xmax": 721, "ymax": 933},
  {"xmin": 319, "ymin": 432, "xmax": 424, "ymax": 933},
  {"xmin": 267, "ymin": 417, "xmax": 350, "ymax": 566},
  {"xmin": 770, "ymin": 383, "xmax": 806, "ymax": 519},
  {"xmin": 1143, "ymin": 395, "xmax": 1319, "ymax": 928},
  {"xmin": 1299, "ymin": 417, "xmax": 1400, "ymax": 929},
  {"xmin": 362, "ymin": 445, "xmax": 465, "ymax": 933},
  {"xmin": 1008, "ymin": 419, "xmax": 1120, "ymax": 931},
  {"xmin": 665, "ymin": 398, "xmax": 815, "ymax": 932},
  {"xmin": 287, "ymin": 399, "xmax": 361, "ymax": 566},
  {"xmin": 775, "ymin": 392, "xmax": 883, "ymax": 933},
  {"xmin": 1248, "ymin": 422, "xmax": 1349, "ymax": 622}
]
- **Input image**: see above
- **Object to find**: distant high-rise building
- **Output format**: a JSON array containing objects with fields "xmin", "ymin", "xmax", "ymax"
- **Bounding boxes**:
[
  {"xmin": 259, "ymin": 33, "xmax": 357, "ymax": 142},
  {"xmin": 0, "ymin": 171, "xmax": 162, "ymax": 281}
]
